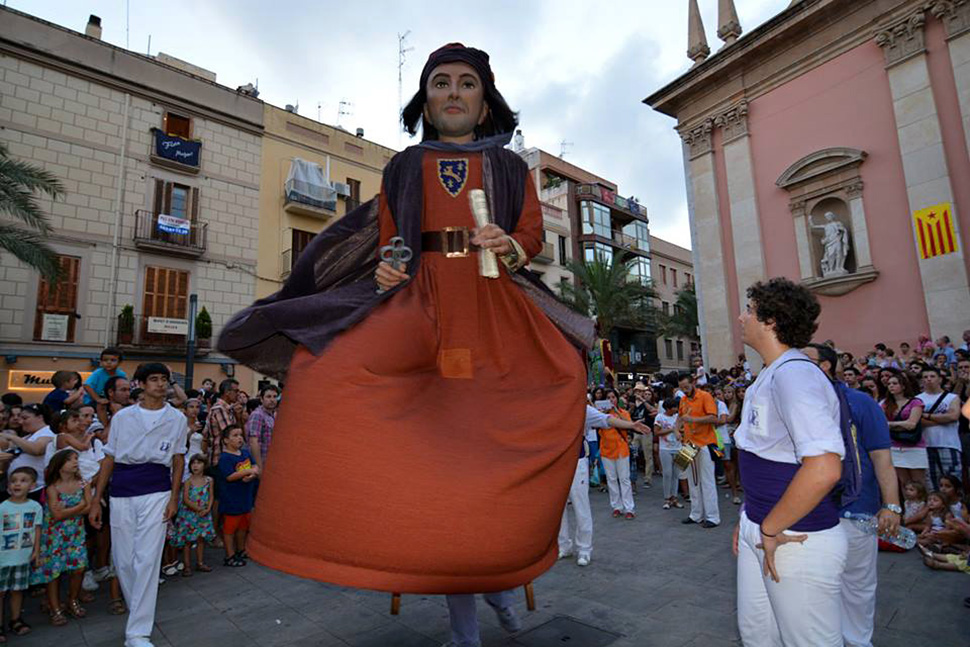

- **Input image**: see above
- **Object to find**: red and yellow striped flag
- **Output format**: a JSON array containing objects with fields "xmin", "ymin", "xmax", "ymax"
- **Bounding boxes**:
[{"xmin": 913, "ymin": 203, "xmax": 958, "ymax": 260}]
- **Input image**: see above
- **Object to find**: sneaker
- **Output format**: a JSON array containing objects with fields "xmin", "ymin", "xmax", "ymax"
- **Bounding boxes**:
[
  {"xmin": 673, "ymin": 500, "xmax": 684, "ymax": 509},
  {"xmin": 612, "ymin": 509, "xmax": 622, "ymax": 518},
  {"xmin": 700, "ymin": 521, "xmax": 719, "ymax": 529},
  {"xmin": 733, "ymin": 496, "xmax": 742, "ymax": 505},
  {"xmin": 624, "ymin": 512, "xmax": 635, "ymax": 520},
  {"xmin": 681, "ymin": 518, "xmax": 698, "ymax": 525},
  {"xmin": 490, "ymin": 605, "xmax": 522, "ymax": 634},
  {"xmin": 662, "ymin": 502, "xmax": 671, "ymax": 510},
  {"xmin": 82, "ymin": 570, "xmax": 99, "ymax": 592},
  {"xmin": 643, "ymin": 481, "xmax": 652, "ymax": 488},
  {"xmin": 576, "ymin": 555, "xmax": 590, "ymax": 567},
  {"xmin": 558, "ymin": 549, "xmax": 573, "ymax": 560},
  {"xmin": 124, "ymin": 638, "xmax": 155, "ymax": 647},
  {"xmin": 161, "ymin": 563, "xmax": 179, "ymax": 577},
  {"xmin": 92, "ymin": 566, "xmax": 111, "ymax": 582}
]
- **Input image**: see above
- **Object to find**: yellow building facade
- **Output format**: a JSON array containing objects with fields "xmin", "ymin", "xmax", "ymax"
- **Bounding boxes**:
[{"xmin": 256, "ymin": 106, "xmax": 397, "ymax": 298}]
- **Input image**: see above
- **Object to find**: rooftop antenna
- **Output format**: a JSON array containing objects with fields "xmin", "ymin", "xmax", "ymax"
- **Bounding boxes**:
[
  {"xmin": 398, "ymin": 30, "xmax": 414, "ymax": 146},
  {"xmin": 317, "ymin": 102, "xmax": 322, "ymax": 122},
  {"xmin": 147, "ymin": 34, "xmax": 151, "ymax": 56},
  {"xmin": 337, "ymin": 100, "xmax": 352, "ymax": 126},
  {"xmin": 559, "ymin": 140, "xmax": 573, "ymax": 159}
]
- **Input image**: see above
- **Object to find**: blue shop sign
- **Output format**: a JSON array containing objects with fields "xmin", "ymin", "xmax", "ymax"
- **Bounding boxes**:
[{"xmin": 153, "ymin": 129, "xmax": 201, "ymax": 167}]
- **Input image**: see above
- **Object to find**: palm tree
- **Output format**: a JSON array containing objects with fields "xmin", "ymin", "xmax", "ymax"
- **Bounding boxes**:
[
  {"xmin": 663, "ymin": 283, "xmax": 699, "ymax": 340},
  {"xmin": 558, "ymin": 252, "xmax": 660, "ymax": 341},
  {"xmin": 0, "ymin": 141, "xmax": 64, "ymax": 281}
]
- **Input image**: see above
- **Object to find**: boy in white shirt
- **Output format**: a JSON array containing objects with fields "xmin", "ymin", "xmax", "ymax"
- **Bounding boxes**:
[{"xmin": 89, "ymin": 363, "xmax": 186, "ymax": 647}]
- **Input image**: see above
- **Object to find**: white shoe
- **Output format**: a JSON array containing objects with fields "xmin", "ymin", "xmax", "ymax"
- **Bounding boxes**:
[
  {"xmin": 577, "ymin": 555, "xmax": 590, "ymax": 567},
  {"xmin": 557, "ymin": 549, "xmax": 573, "ymax": 560},
  {"xmin": 92, "ymin": 565, "xmax": 111, "ymax": 582},
  {"xmin": 124, "ymin": 638, "xmax": 155, "ymax": 647},
  {"xmin": 82, "ymin": 570, "xmax": 99, "ymax": 592}
]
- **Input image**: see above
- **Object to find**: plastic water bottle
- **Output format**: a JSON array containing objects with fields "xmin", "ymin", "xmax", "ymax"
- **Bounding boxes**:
[{"xmin": 842, "ymin": 512, "xmax": 917, "ymax": 550}]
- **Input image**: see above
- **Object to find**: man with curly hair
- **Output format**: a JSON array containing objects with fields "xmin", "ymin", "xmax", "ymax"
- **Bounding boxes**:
[{"xmin": 732, "ymin": 278, "xmax": 847, "ymax": 647}]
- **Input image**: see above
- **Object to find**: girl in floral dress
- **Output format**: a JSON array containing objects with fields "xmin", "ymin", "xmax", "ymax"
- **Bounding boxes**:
[
  {"xmin": 172, "ymin": 455, "xmax": 215, "ymax": 576},
  {"xmin": 31, "ymin": 449, "xmax": 90, "ymax": 626}
]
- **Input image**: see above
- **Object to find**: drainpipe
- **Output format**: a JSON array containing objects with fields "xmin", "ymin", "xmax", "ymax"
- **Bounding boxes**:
[{"xmin": 104, "ymin": 92, "xmax": 131, "ymax": 347}]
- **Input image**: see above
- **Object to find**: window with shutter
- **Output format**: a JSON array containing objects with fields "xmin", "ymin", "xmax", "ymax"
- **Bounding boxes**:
[
  {"xmin": 163, "ymin": 112, "xmax": 192, "ymax": 139},
  {"xmin": 33, "ymin": 255, "xmax": 81, "ymax": 342},
  {"xmin": 291, "ymin": 229, "xmax": 315, "ymax": 270},
  {"xmin": 141, "ymin": 266, "xmax": 189, "ymax": 345}
]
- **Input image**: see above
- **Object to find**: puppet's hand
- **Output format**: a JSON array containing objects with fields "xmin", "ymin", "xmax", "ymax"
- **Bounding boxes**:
[
  {"xmin": 376, "ymin": 261, "xmax": 409, "ymax": 292},
  {"xmin": 471, "ymin": 224, "xmax": 513, "ymax": 255}
]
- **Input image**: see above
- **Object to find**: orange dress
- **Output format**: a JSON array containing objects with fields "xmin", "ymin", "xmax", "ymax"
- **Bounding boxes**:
[{"xmin": 247, "ymin": 150, "xmax": 587, "ymax": 594}]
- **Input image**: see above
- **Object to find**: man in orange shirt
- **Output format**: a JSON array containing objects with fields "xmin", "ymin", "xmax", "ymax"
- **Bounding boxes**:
[{"xmin": 677, "ymin": 372, "xmax": 721, "ymax": 527}]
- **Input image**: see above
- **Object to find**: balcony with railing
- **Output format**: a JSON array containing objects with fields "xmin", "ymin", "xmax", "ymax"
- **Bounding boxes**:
[
  {"xmin": 116, "ymin": 314, "xmax": 210, "ymax": 354},
  {"xmin": 150, "ymin": 128, "xmax": 202, "ymax": 174},
  {"xmin": 575, "ymin": 183, "xmax": 646, "ymax": 224},
  {"xmin": 133, "ymin": 210, "xmax": 207, "ymax": 258}
]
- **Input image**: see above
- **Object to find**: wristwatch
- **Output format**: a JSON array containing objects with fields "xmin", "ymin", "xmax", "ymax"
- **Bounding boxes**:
[{"xmin": 882, "ymin": 503, "xmax": 902, "ymax": 515}]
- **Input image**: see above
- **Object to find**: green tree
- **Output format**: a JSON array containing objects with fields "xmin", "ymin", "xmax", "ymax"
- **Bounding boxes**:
[
  {"xmin": 558, "ymin": 252, "xmax": 660, "ymax": 340},
  {"xmin": 662, "ymin": 283, "xmax": 699, "ymax": 339},
  {"xmin": 0, "ymin": 141, "xmax": 64, "ymax": 280}
]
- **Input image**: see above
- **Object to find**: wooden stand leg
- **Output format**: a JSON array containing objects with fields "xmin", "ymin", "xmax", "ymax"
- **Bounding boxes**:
[
  {"xmin": 391, "ymin": 593, "xmax": 401, "ymax": 615},
  {"xmin": 524, "ymin": 582, "xmax": 535, "ymax": 611}
]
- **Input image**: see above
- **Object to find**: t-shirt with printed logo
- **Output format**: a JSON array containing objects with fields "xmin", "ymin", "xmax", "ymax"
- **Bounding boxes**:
[{"xmin": 0, "ymin": 499, "xmax": 42, "ymax": 567}]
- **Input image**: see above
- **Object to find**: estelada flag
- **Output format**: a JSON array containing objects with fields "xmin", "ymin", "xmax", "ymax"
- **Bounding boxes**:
[{"xmin": 913, "ymin": 203, "xmax": 958, "ymax": 260}]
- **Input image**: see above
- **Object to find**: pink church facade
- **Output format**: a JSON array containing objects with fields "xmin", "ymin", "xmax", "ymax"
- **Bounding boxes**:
[{"xmin": 647, "ymin": 0, "xmax": 970, "ymax": 370}]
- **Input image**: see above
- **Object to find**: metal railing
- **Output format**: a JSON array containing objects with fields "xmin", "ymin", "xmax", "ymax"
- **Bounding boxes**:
[
  {"xmin": 133, "ymin": 210, "xmax": 207, "ymax": 256},
  {"xmin": 117, "ymin": 314, "xmax": 187, "ymax": 349}
]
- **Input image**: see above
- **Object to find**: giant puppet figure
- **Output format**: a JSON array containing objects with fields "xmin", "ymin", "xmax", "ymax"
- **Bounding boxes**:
[{"xmin": 218, "ymin": 44, "xmax": 595, "ymax": 596}]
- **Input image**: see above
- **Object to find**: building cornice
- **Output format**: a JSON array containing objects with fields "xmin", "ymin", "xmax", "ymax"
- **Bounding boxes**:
[{"xmin": 0, "ymin": 6, "xmax": 264, "ymax": 136}]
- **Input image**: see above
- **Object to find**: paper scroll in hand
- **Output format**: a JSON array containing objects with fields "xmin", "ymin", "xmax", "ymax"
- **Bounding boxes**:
[{"xmin": 469, "ymin": 189, "xmax": 500, "ymax": 279}]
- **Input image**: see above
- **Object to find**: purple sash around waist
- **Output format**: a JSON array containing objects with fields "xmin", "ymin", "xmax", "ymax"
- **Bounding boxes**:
[
  {"xmin": 738, "ymin": 449, "xmax": 839, "ymax": 532},
  {"xmin": 110, "ymin": 463, "xmax": 170, "ymax": 498}
]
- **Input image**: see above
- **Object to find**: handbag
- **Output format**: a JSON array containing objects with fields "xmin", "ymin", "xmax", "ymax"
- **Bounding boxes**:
[{"xmin": 890, "ymin": 398, "xmax": 923, "ymax": 445}]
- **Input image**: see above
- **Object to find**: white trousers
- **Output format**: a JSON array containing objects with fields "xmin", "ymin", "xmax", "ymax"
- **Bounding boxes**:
[
  {"xmin": 601, "ymin": 456, "xmax": 634, "ymax": 514},
  {"xmin": 686, "ymin": 447, "xmax": 719, "ymax": 524},
  {"xmin": 445, "ymin": 591, "xmax": 515, "ymax": 647},
  {"xmin": 737, "ymin": 511, "xmax": 847, "ymax": 647},
  {"xmin": 840, "ymin": 518, "xmax": 877, "ymax": 647},
  {"xmin": 558, "ymin": 459, "xmax": 592, "ymax": 557},
  {"xmin": 111, "ymin": 491, "xmax": 169, "ymax": 641}
]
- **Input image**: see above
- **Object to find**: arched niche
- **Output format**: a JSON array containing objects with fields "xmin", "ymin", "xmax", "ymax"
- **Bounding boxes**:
[{"xmin": 778, "ymin": 148, "xmax": 878, "ymax": 296}]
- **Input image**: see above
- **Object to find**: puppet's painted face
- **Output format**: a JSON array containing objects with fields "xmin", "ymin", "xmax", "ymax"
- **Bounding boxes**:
[{"xmin": 423, "ymin": 62, "xmax": 489, "ymax": 143}]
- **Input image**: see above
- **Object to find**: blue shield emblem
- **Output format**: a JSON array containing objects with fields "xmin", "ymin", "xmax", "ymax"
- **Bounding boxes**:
[{"xmin": 437, "ymin": 158, "xmax": 468, "ymax": 197}]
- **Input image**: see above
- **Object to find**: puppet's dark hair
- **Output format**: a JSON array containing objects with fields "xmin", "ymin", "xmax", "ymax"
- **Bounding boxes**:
[{"xmin": 401, "ymin": 85, "xmax": 518, "ymax": 142}]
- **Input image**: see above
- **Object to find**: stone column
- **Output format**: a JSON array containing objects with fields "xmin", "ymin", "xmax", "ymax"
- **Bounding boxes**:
[
  {"xmin": 878, "ymin": 8, "xmax": 970, "ymax": 338},
  {"xmin": 931, "ymin": 0, "xmax": 970, "ymax": 157},
  {"xmin": 681, "ymin": 120, "xmax": 736, "ymax": 370},
  {"xmin": 714, "ymin": 100, "xmax": 766, "ymax": 369}
]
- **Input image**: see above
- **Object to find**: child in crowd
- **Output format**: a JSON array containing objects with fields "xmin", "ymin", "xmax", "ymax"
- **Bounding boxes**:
[
  {"xmin": 939, "ymin": 475, "xmax": 969, "ymax": 522},
  {"xmin": 903, "ymin": 481, "xmax": 928, "ymax": 531},
  {"xmin": 218, "ymin": 426, "xmax": 259, "ymax": 567},
  {"xmin": 42, "ymin": 370, "xmax": 83, "ymax": 413},
  {"xmin": 32, "ymin": 449, "xmax": 90, "ymax": 626},
  {"xmin": 918, "ymin": 492, "xmax": 954, "ymax": 547},
  {"xmin": 83, "ymin": 348, "xmax": 126, "ymax": 407},
  {"xmin": 0, "ymin": 467, "xmax": 42, "ymax": 639},
  {"xmin": 173, "ymin": 455, "xmax": 215, "ymax": 576},
  {"xmin": 48, "ymin": 410, "xmax": 104, "ymax": 485},
  {"xmin": 655, "ymin": 398, "xmax": 683, "ymax": 510},
  {"xmin": 182, "ymin": 400, "xmax": 203, "ymax": 480}
]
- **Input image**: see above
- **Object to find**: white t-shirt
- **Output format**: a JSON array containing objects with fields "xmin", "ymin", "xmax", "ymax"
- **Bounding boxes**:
[
  {"xmin": 44, "ymin": 434, "xmax": 104, "ymax": 483},
  {"xmin": 8, "ymin": 426, "xmax": 56, "ymax": 492},
  {"xmin": 918, "ymin": 391, "xmax": 960, "ymax": 451},
  {"xmin": 584, "ymin": 405, "xmax": 611, "ymax": 442},
  {"xmin": 104, "ymin": 403, "xmax": 188, "ymax": 467},
  {"xmin": 734, "ymin": 349, "xmax": 844, "ymax": 464},
  {"xmin": 715, "ymin": 399, "xmax": 731, "ymax": 444},
  {"xmin": 696, "ymin": 366, "xmax": 708, "ymax": 386},
  {"xmin": 655, "ymin": 411, "xmax": 681, "ymax": 452}
]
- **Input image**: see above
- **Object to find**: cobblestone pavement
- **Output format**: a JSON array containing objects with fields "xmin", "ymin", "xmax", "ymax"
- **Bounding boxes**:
[{"xmin": 15, "ymin": 484, "xmax": 969, "ymax": 646}]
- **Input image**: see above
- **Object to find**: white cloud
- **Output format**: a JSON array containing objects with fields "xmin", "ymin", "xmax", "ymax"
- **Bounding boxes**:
[{"xmin": 9, "ymin": 0, "xmax": 789, "ymax": 248}]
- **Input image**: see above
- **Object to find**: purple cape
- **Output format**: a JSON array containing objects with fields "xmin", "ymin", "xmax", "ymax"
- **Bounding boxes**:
[{"xmin": 217, "ymin": 142, "xmax": 594, "ymax": 379}]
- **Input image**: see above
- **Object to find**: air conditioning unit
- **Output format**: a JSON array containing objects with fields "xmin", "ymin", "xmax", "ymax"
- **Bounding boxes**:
[{"xmin": 333, "ymin": 182, "xmax": 352, "ymax": 197}]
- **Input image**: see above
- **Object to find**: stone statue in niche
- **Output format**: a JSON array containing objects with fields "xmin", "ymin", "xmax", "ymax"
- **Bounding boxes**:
[{"xmin": 810, "ymin": 212, "xmax": 850, "ymax": 277}]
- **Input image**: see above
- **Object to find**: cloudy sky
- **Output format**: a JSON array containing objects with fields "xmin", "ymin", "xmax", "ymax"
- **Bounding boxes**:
[{"xmin": 9, "ymin": 0, "xmax": 788, "ymax": 248}]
